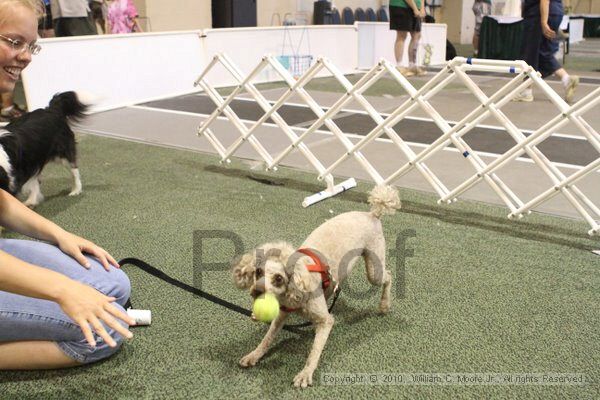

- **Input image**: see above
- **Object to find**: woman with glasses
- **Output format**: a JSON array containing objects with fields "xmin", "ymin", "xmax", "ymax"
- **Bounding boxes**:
[{"xmin": 0, "ymin": 0, "xmax": 134, "ymax": 369}]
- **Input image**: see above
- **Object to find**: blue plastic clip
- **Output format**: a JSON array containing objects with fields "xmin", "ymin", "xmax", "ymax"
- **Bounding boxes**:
[
  {"xmin": 509, "ymin": 66, "xmax": 516, "ymax": 73},
  {"xmin": 467, "ymin": 58, "xmax": 472, "ymax": 65},
  {"xmin": 463, "ymin": 151, "xmax": 470, "ymax": 158}
]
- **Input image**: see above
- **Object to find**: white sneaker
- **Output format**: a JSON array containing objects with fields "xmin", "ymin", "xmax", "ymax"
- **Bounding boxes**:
[
  {"xmin": 397, "ymin": 66, "xmax": 415, "ymax": 77},
  {"xmin": 411, "ymin": 66, "xmax": 427, "ymax": 76},
  {"xmin": 512, "ymin": 90, "xmax": 534, "ymax": 102},
  {"xmin": 565, "ymin": 75, "xmax": 579, "ymax": 104}
]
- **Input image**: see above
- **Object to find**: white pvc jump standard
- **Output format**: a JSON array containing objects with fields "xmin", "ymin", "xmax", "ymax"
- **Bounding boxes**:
[
  {"xmin": 313, "ymin": 58, "xmax": 452, "ymax": 200},
  {"xmin": 196, "ymin": 54, "xmax": 458, "ymax": 205},
  {"xmin": 275, "ymin": 56, "xmax": 458, "ymax": 200},
  {"xmin": 381, "ymin": 64, "xmax": 533, "ymax": 186},
  {"xmin": 266, "ymin": 60, "xmax": 389, "ymax": 170},
  {"xmin": 194, "ymin": 54, "xmax": 599, "ymax": 235},
  {"xmin": 371, "ymin": 56, "xmax": 599, "ymax": 235},
  {"xmin": 194, "ymin": 56, "xmax": 276, "ymax": 165},
  {"xmin": 296, "ymin": 57, "xmax": 528, "ymax": 205},
  {"xmin": 434, "ymin": 59, "xmax": 600, "ymax": 235},
  {"xmin": 513, "ymin": 158, "xmax": 600, "ymax": 234},
  {"xmin": 195, "ymin": 53, "xmax": 357, "ymax": 207},
  {"xmin": 264, "ymin": 56, "xmax": 384, "ymax": 186},
  {"xmin": 373, "ymin": 58, "xmax": 533, "ymax": 213},
  {"xmin": 443, "ymin": 87, "xmax": 600, "ymax": 202}
]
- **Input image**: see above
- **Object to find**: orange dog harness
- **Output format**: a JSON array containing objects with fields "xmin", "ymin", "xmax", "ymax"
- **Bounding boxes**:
[{"xmin": 280, "ymin": 248, "xmax": 332, "ymax": 313}]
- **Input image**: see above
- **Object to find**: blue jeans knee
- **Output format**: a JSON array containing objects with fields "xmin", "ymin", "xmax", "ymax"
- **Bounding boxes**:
[
  {"xmin": 91, "ymin": 265, "xmax": 132, "ymax": 306},
  {"xmin": 57, "ymin": 304, "xmax": 129, "ymax": 364},
  {"xmin": 0, "ymin": 239, "xmax": 132, "ymax": 364}
]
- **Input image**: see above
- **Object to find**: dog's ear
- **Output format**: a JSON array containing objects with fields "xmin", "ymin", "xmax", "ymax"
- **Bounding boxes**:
[
  {"xmin": 285, "ymin": 265, "xmax": 313, "ymax": 306},
  {"xmin": 231, "ymin": 252, "xmax": 257, "ymax": 289},
  {"xmin": 232, "ymin": 241, "xmax": 296, "ymax": 290}
]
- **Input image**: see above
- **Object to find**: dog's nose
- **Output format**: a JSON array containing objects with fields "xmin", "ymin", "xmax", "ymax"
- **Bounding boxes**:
[{"xmin": 251, "ymin": 277, "xmax": 266, "ymax": 298}]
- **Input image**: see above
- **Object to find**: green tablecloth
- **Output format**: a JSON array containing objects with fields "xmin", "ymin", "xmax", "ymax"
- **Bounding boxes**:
[{"xmin": 478, "ymin": 16, "xmax": 524, "ymax": 60}]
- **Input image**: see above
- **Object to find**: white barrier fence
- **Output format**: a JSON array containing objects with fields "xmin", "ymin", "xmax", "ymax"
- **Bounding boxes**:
[
  {"xmin": 195, "ymin": 55, "xmax": 600, "ymax": 236},
  {"xmin": 22, "ymin": 23, "xmax": 446, "ymax": 113}
]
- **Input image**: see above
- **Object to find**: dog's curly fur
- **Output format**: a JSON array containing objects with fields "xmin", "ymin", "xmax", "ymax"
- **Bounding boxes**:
[{"xmin": 232, "ymin": 185, "xmax": 400, "ymax": 388}]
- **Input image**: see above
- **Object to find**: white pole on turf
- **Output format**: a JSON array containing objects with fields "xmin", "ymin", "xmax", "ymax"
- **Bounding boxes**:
[{"xmin": 302, "ymin": 178, "xmax": 357, "ymax": 207}]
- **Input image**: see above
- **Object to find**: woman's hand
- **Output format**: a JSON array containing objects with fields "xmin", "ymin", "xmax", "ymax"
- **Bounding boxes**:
[
  {"xmin": 542, "ymin": 22, "xmax": 556, "ymax": 40},
  {"xmin": 55, "ymin": 231, "xmax": 119, "ymax": 271},
  {"xmin": 55, "ymin": 279, "xmax": 135, "ymax": 347}
]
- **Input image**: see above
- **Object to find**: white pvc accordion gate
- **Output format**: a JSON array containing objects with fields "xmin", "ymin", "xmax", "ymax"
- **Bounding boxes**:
[{"xmin": 194, "ymin": 55, "xmax": 600, "ymax": 236}]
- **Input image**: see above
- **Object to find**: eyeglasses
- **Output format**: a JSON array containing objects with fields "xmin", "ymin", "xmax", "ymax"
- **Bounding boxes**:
[{"xmin": 0, "ymin": 34, "xmax": 41, "ymax": 55}]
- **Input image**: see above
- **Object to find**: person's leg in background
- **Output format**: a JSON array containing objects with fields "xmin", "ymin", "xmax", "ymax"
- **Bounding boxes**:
[
  {"xmin": 472, "ymin": 1, "xmax": 483, "ymax": 56},
  {"xmin": 90, "ymin": 0, "xmax": 106, "ymax": 34},
  {"xmin": 0, "ymin": 240, "xmax": 131, "ymax": 369},
  {"xmin": 407, "ymin": 13, "xmax": 426, "ymax": 76},
  {"xmin": 53, "ymin": 16, "xmax": 97, "ymax": 37},
  {"xmin": 38, "ymin": 2, "xmax": 54, "ymax": 38},
  {"xmin": 513, "ymin": 15, "xmax": 542, "ymax": 102},
  {"xmin": 52, "ymin": 17, "xmax": 66, "ymax": 37},
  {"xmin": 539, "ymin": 14, "xmax": 579, "ymax": 103},
  {"xmin": 395, "ymin": 30, "xmax": 412, "ymax": 75},
  {"xmin": 390, "ymin": 5, "xmax": 416, "ymax": 77},
  {"xmin": 391, "ymin": 5, "xmax": 409, "ymax": 76},
  {"xmin": 472, "ymin": 1, "xmax": 491, "ymax": 57},
  {"xmin": 407, "ymin": 30, "xmax": 426, "ymax": 75}
]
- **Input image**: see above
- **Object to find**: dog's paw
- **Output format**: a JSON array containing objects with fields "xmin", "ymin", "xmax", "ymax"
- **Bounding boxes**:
[
  {"xmin": 23, "ymin": 193, "xmax": 44, "ymax": 208},
  {"xmin": 378, "ymin": 300, "xmax": 391, "ymax": 314},
  {"xmin": 23, "ymin": 199, "xmax": 40, "ymax": 208},
  {"xmin": 293, "ymin": 369, "xmax": 314, "ymax": 388},
  {"xmin": 239, "ymin": 352, "xmax": 261, "ymax": 368},
  {"xmin": 68, "ymin": 188, "xmax": 82, "ymax": 196}
]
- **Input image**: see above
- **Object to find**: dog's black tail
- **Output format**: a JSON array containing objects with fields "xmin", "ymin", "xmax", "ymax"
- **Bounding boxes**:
[{"xmin": 48, "ymin": 91, "xmax": 88, "ymax": 121}]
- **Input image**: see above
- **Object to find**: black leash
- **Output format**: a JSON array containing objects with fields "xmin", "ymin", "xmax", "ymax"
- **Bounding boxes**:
[{"xmin": 119, "ymin": 257, "xmax": 341, "ymax": 332}]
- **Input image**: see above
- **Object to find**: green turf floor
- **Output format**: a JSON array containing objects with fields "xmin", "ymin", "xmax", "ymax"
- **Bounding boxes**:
[{"xmin": 0, "ymin": 134, "xmax": 599, "ymax": 399}]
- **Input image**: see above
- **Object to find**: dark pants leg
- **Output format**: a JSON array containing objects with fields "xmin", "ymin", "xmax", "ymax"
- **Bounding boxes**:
[
  {"xmin": 538, "ymin": 14, "xmax": 562, "ymax": 78},
  {"xmin": 53, "ymin": 16, "xmax": 97, "ymax": 37},
  {"xmin": 520, "ymin": 16, "xmax": 542, "ymax": 71}
]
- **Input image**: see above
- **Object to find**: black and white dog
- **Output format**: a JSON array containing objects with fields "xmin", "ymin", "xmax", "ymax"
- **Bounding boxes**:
[{"xmin": 0, "ymin": 91, "xmax": 87, "ymax": 207}]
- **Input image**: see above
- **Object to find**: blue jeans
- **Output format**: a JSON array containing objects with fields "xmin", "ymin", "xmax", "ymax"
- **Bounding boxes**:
[{"xmin": 0, "ymin": 239, "xmax": 131, "ymax": 364}]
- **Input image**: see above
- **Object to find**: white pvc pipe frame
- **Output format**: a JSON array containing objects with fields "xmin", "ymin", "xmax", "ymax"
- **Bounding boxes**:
[{"xmin": 195, "ymin": 55, "xmax": 600, "ymax": 235}]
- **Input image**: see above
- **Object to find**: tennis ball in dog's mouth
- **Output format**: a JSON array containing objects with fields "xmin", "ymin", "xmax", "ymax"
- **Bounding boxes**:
[{"xmin": 252, "ymin": 293, "xmax": 280, "ymax": 323}]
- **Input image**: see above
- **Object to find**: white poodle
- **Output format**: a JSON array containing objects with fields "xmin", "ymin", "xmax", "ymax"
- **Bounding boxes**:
[{"xmin": 232, "ymin": 185, "xmax": 401, "ymax": 388}]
